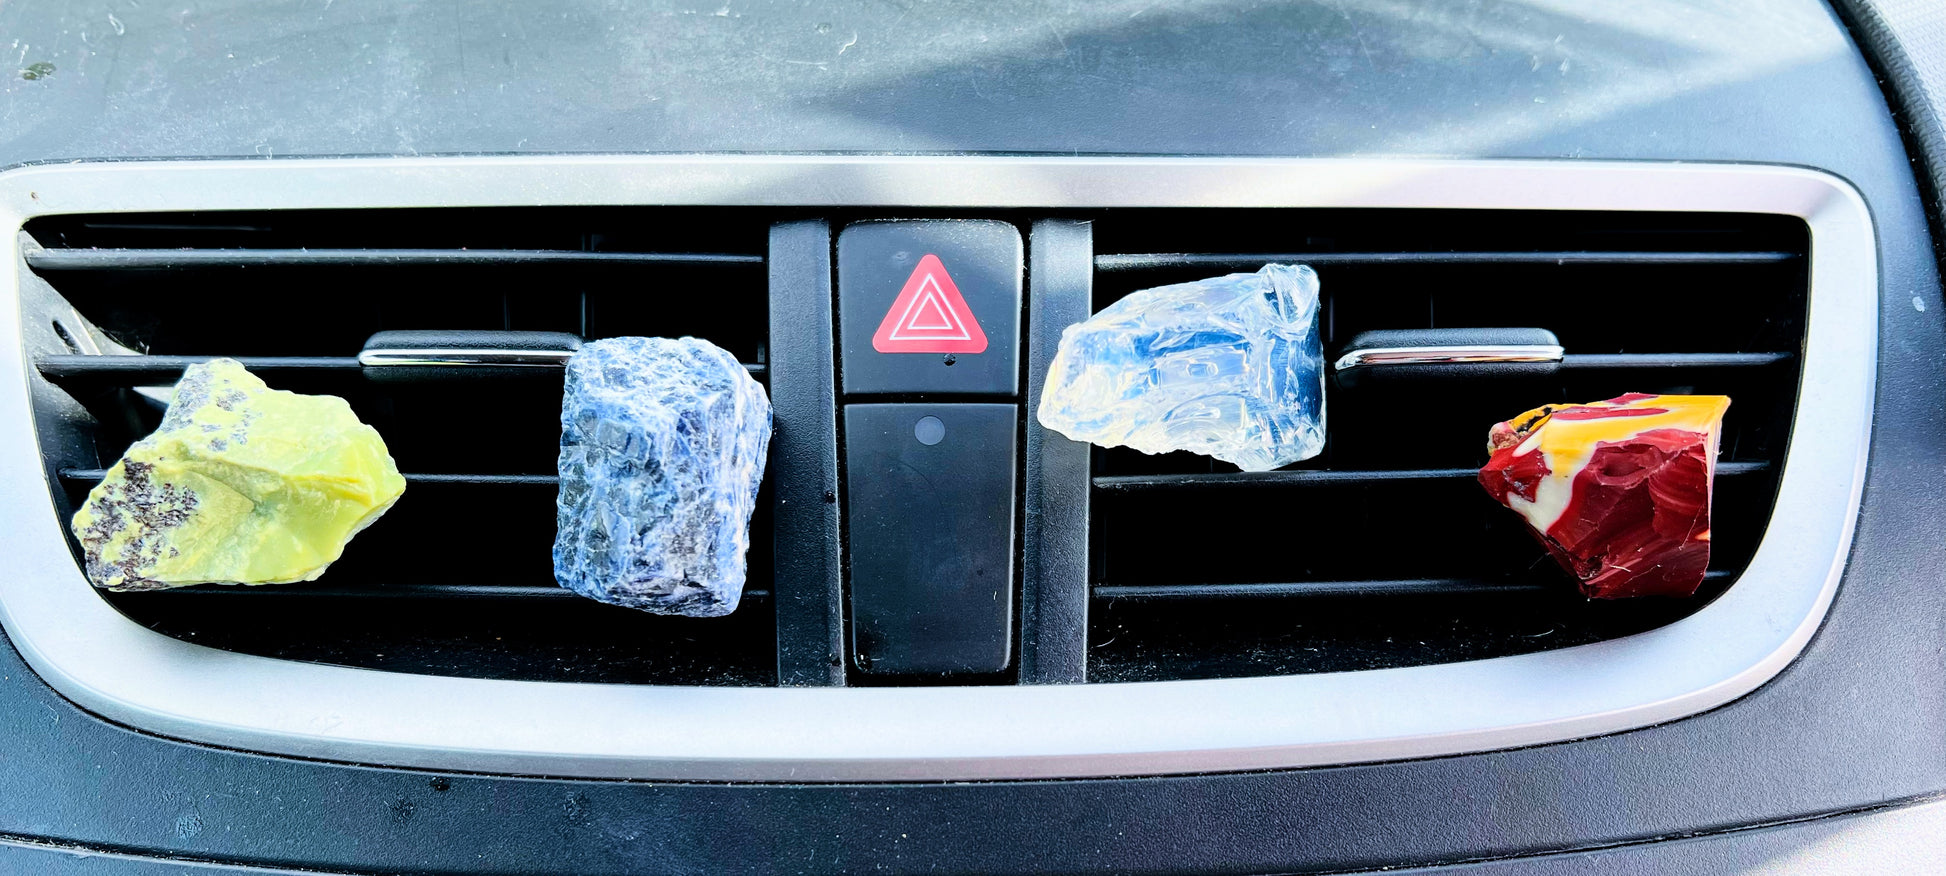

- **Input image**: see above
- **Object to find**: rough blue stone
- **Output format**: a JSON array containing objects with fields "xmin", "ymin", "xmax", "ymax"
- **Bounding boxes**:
[
  {"xmin": 1036, "ymin": 264, "xmax": 1325, "ymax": 472},
  {"xmin": 554, "ymin": 337, "xmax": 772, "ymax": 616}
]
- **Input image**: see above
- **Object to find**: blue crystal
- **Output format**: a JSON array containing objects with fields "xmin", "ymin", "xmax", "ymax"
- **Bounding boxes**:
[
  {"xmin": 553, "ymin": 337, "xmax": 772, "ymax": 616},
  {"xmin": 1036, "ymin": 264, "xmax": 1325, "ymax": 472}
]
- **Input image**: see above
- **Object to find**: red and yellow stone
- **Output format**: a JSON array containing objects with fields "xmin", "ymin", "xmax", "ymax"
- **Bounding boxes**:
[{"xmin": 1478, "ymin": 393, "xmax": 1731, "ymax": 599}]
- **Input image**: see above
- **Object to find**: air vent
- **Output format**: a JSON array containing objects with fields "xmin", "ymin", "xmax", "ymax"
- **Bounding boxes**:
[
  {"xmin": 12, "ymin": 206, "xmax": 1817, "ymax": 686},
  {"xmin": 22, "ymin": 207, "xmax": 779, "ymax": 684},
  {"xmin": 0, "ymin": 158, "xmax": 1871, "ymax": 781},
  {"xmin": 1083, "ymin": 209, "xmax": 1807, "ymax": 682}
]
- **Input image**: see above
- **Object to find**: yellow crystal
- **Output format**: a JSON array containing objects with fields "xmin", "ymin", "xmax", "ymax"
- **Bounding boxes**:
[{"xmin": 70, "ymin": 359, "xmax": 406, "ymax": 590}]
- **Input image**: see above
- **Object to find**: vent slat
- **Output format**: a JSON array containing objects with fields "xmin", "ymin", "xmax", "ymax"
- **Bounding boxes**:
[
  {"xmin": 67, "ymin": 460, "xmax": 1777, "ymax": 494},
  {"xmin": 24, "ymin": 248, "xmax": 764, "ymax": 270},
  {"xmin": 1094, "ymin": 571, "xmax": 1732, "ymax": 600},
  {"xmin": 35, "ymin": 354, "xmax": 766, "ymax": 385},
  {"xmin": 59, "ymin": 469, "xmax": 559, "ymax": 487},
  {"xmin": 1558, "ymin": 352, "xmax": 1793, "ymax": 369},
  {"xmin": 1095, "ymin": 251, "xmax": 1799, "ymax": 272},
  {"xmin": 38, "ymin": 356, "xmax": 360, "ymax": 382},
  {"xmin": 1093, "ymin": 460, "xmax": 1771, "ymax": 494},
  {"xmin": 120, "ymin": 583, "xmax": 773, "ymax": 600},
  {"xmin": 1095, "ymin": 580, "xmax": 1547, "ymax": 598}
]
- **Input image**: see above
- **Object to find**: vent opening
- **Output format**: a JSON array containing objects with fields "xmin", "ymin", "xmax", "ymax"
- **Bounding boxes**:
[
  {"xmin": 1082, "ymin": 208, "xmax": 1807, "ymax": 683},
  {"xmin": 20, "ymin": 203, "xmax": 1813, "ymax": 689},
  {"xmin": 26, "ymin": 208, "xmax": 777, "ymax": 685}
]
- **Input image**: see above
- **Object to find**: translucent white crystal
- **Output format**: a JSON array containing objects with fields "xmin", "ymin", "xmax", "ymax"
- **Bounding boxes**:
[
  {"xmin": 553, "ymin": 337, "xmax": 772, "ymax": 617},
  {"xmin": 1036, "ymin": 264, "xmax": 1325, "ymax": 472}
]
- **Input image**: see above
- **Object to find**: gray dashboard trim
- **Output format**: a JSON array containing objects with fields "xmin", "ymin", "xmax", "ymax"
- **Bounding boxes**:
[{"xmin": 0, "ymin": 157, "xmax": 1874, "ymax": 782}]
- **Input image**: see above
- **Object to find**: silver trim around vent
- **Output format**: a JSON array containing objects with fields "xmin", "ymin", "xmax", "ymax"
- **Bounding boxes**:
[{"xmin": 0, "ymin": 157, "xmax": 1873, "ymax": 781}]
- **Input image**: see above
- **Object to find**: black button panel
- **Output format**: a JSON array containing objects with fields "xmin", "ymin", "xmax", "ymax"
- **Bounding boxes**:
[
  {"xmin": 838, "ymin": 220, "xmax": 1023, "ymax": 395},
  {"xmin": 844, "ymin": 403, "xmax": 1017, "ymax": 676}
]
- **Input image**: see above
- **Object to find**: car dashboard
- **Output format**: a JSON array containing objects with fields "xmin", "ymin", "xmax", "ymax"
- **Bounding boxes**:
[{"xmin": 1, "ymin": 1, "xmax": 1944, "ymax": 874}]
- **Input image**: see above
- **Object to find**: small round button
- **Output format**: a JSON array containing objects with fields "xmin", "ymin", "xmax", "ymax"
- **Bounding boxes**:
[{"xmin": 914, "ymin": 415, "xmax": 946, "ymax": 446}]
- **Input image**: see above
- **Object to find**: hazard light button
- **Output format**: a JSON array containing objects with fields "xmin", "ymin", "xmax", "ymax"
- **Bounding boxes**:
[{"xmin": 838, "ymin": 220, "xmax": 1022, "ymax": 395}]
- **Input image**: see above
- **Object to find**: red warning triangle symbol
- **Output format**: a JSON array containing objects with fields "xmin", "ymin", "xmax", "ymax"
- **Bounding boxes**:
[{"xmin": 872, "ymin": 254, "xmax": 989, "ymax": 354}]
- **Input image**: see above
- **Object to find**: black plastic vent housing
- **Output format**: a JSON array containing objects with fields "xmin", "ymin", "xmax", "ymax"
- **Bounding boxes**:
[
  {"xmin": 19, "ymin": 206, "xmax": 1807, "ymax": 690},
  {"xmin": 1083, "ymin": 208, "xmax": 1808, "ymax": 682},
  {"xmin": 25, "ymin": 207, "xmax": 780, "ymax": 685}
]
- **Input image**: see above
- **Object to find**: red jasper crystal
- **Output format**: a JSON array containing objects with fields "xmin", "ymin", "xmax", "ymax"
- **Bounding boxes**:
[{"xmin": 1478, "ymin": 393, "xmax": 1731, "ymax": 599}]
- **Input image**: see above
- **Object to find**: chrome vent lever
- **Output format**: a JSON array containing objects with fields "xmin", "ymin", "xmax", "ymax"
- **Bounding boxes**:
[
  {"xmin": 1332, "ymin": 328, "xmax": 1563, "ymax": 387},
  {"xmin": 358, "ymin": 330, "xmax": 583, "ymax": 379}
]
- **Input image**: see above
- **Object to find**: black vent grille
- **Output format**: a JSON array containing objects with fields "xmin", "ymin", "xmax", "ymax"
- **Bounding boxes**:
[
  {"xmin": 20, "ymin": 206, "xmax": 1810, "ymax": 689},
  {"xmin": 1082, "ymin": 209, "xmax": 1808, "ymax": 683},
  {"xmin": 26, "ymin": 209, "xmax": 778, "ymax": 685}
]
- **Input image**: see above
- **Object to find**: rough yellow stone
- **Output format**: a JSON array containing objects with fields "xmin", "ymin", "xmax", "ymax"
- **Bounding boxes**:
[{"xmin": 71, "ymin": 359, "xmax": 406, "ymax": 590}]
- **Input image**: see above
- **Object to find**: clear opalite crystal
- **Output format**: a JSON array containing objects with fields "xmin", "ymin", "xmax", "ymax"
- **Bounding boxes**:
[
  {"xmin": 1036, "ymin": 264, "xmax": 1325, "ymax": 472},
  {"xmin": 553, "ymin": 337, "xmax": 772, "ymax": 617}
]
